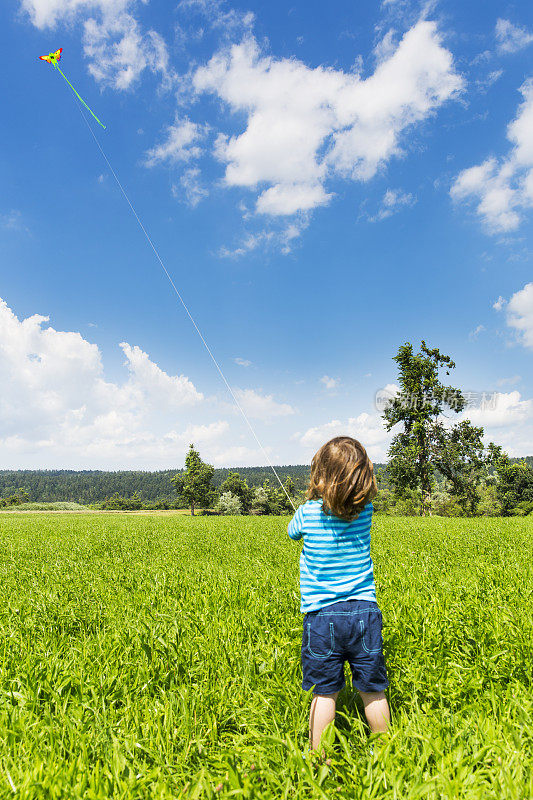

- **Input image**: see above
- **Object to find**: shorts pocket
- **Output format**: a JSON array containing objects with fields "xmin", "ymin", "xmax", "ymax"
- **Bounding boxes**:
[
  {"xmin": 359, "ymin": 616, "xmax": 382, "ymax": 655},
  {"xmin": 306, "ymin": 620, "xmax": 335, "ymax": 659}
]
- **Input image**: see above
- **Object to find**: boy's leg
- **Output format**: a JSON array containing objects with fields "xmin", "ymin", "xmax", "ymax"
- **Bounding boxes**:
[
  {"xmin": 309, "ymin": 691, "xmax": 339, "ymax": 751},
  {"xmin": 358, "ymin": 690, "xmax": 390, "ymax": 733}
]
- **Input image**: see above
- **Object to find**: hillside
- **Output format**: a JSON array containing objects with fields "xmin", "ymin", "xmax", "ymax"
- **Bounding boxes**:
[
  {"xmin": 0, "ymin": 465, "xmax": 313, "ymax": 504},
  {"xmin": 1, "ymin": 457, "xmax": 530, "ymax": 504}
]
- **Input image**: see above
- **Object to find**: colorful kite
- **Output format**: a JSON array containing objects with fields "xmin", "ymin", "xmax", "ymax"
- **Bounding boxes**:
[{"xmin": 38, "ymin": 48, "xmax": 106, "ymax": 130}]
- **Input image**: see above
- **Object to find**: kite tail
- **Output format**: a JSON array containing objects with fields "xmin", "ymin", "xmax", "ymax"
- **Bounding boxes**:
[{"xmin": 54, "ymin": 64, "xmax": 106, "ymax": 130}]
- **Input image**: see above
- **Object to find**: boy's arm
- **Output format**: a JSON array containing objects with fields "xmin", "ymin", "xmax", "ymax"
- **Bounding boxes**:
[{"xmin": 288, "ymin": 505, "xmax": 304, "ymax": 540}]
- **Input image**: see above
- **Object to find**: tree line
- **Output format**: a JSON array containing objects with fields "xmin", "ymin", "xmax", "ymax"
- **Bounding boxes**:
[{"xmin": 0, "ymin": 466, "xmax": 311, "ymax": 505}]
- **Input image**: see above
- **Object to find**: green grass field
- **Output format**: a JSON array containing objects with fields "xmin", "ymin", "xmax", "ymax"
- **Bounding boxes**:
[{"xmin": 0, "ymin": 513, "xmax": 531, "ymax": 799}]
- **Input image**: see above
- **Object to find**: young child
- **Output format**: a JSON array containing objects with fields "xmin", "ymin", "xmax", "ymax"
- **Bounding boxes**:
[{"xmin": 288, "ymin": 436, "xmax": 390, "ymax": 752}]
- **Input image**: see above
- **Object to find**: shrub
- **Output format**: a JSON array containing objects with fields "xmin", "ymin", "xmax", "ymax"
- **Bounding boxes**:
[
  {"xmin": 430, "ymin": 491, "xmax": 464, "ymax": 517},
  {"xmin": 510, "ymin": 500, "xmax": 533, "ymax": 516},
  {"xmin": 250, "ymin": 487, "xmax": 269, "ymax": 515},
  {"xmin": 477, "ymin": 485, "xmax": 503, "ymax": 517},
  {"xmin": 101, "ymin": 492, "xmax": 143, "ymax": 510},
  {"xmin": 214, "ymin": 491, "xmax": 243, "ymax": 516}
]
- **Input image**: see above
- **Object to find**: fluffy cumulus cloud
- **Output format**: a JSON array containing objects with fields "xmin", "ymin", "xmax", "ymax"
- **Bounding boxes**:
[
  {"xmin": 458, "ymin": 388, "xmax": 533, "ymax": 458},
  {"xmin": 495, "ymin": 19, "xmax": 533, "ymax": 55},
  {"xmin": 1, "ymin": 297, "xmax": 284, "ymax": 468},
  {"xmin": 450, "ymin": 79, "xmax": 533, "ymax": 233},
  {"xmin": 232, "ymin": 388, "xmax": 295, "ymax": 420},
  {"xmin": 83, "ymin": 14, "xmax": 170, "ymax": 90},
  {"xmin": 296, "ymin": 412, "xmax": 392, "ymax": 462},
  {"xmin": 21, "ymin": 0, "xmax": 170, "ymax": 90},
  {"xmin": 0, "ymin": 297, "xmax": 301, "ymax": 467},
  {"xmin": 461, "ymin": 390, "xmax": 533, "ymax": 429},
  {"xmin": 189, "ymin": 20, "xmax": 462, "ymax": 216},
  {"xmin": 495, "ymin": 282, "xmax": 533, "ymax": 349}
]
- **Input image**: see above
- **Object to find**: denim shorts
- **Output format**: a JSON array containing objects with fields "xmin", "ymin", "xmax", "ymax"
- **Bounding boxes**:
[{"xmin": 301, "ymin": 599, "xmax": 389, "ymax": 695}]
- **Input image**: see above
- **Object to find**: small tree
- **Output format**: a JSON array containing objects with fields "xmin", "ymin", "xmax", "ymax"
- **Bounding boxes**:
[
  {"xmin": 494, "ymin": 455, "xmax": 533, "ymax": 515},
  {"xmin": 219, "ymin": 472, "xmax": 253, "ymax": 512},
  {"xmin": 251, "ymin": 486, "xmax": 269, "ymax": 515},
  {"xmin": 171, "ymin": 444, "xmax": 214, "ymax": 516},
  {"xmin": 215, "ymin": 491, "xmax": 243, "ymax": 515}
]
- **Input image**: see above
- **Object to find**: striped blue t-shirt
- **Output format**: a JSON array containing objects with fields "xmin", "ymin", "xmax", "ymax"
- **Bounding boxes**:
[{"xmin": 288, "ymin": 499, "xmax": 376, "ymax": 613}]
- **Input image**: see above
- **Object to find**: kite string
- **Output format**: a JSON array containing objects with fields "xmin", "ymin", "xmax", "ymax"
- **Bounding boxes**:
[{"xmin": 74, "ymin": 103, "xmax": 296, "ymax": 512}]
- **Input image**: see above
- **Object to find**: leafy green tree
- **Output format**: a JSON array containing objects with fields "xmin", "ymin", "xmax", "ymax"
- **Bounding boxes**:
[
  {"xmin": 284, "ymin": 477, "xmax": 295, "ymax": 498},
  {"xmin": 477, "ymin": 484, "xmax": 503, "ymax": 517},
  {"xmin": 494, "ymin": 455, "xmax": 533, "ymax": 515},
  {"xmin": 432, "ymin": 420, "xmax": 495, "ymax": 515},
  {"xmin": 383, "ymin": 341, "xmax": 496, "ymax": 515},
  {"xmin": 219, "ymin": 472, "xmax": 253, "ymax": 512},
  {"xmin": 251, "ymin": 486, "xmax": 269, "ymax": 515},
  {"xmin": 171, "ymin": 444, "xmax": 214, "ymax": 516}
]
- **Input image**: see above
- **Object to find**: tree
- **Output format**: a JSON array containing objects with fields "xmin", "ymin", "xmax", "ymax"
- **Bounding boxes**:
[
  {"xmin": 171, "ymin": 444, "xmax": 214, "ymax": 516},
  {"xmin": 432, "ymin": 420, "xmax": 492, "ymax": 515},
  {"xmin": 219, "ymin": 472, "xmax": 253, "ymax": 512},
  {"xmin": 251, "ymin": 486, "xmax": 269, "ymax": 515},
  {"xmin": 215, "ymin": 491, "xmax": 243, "ymax": 515},
  {"xmin": 383, "ymin": 341, "xmax": 495, "ymax": 515},
  {"xmin": 493, "ymin": 455, "xmax": 533, "ymax": 515}
]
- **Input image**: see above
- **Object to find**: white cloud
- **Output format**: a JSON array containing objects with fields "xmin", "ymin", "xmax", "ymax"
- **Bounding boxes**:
[
  {"xmin": 232, "ymin": 388, "xmax": 295, "ymax": 420},
  {"xmin": 83, "ymin": 13, "xmax": 171, "ymax": 90},
  {"xmin": 320, "ymin": 375, "xmax": 338, "ymax": 390},
  {"xmin": 234, "ymin": 357, "xmax": 252, "ymax": 367},
  {"xmin": 218, "ymin": 217, "xmax": 308, "ymax": 257},
  {"xmin": 297, "ymin": 412, "xmax": 392, "ymax": 462},
  {"xmin": 22, "ymin": 0, "xmax": 171, "ymax": 90},
  {"xmin": 506, "ymin": 282, "xmax": 533, "ymax": 349},
  {"xmin": 367, "ymin": 188, "xmax": 416, "ymax": 221},
  {"xmin": 0, "ymin": 297, "xmax": 219, "ymax": 468},
  {"xmin": 496, "ymin": 375, "xmax": 521, "ymax": 387},
  {"xmin": 119, "ymin": 342, "xmax": 203, "ymax": 407},
  {"xmin": 191, "ymin": 20, "xmax": 462, "ymax": 216},
  {"xmin": 495, "ymin": 19, "xmax": 533, "ymax": 55},
  {"xmin": 0, "ymin": 210, "xmax": 28, "ymax": 233},
  {"xmin": 475, "ymin": 69, "xmax": 503, "ymax": 93},
  {"xmin": 144, "ymin": 117, "xmax": 206, "ymax": 166},
  {"xmin": 450, "ymin": 79, "xmax": 533, "ymax": 233},
  {"xmin": 494, "ymin": 282, "xmax": 533, "ymax": 349},
  {"xmin": 21, "ymin": 0, "xmax": 126, "ymax": 29},
  {"xmin": 469, "ymin": 324, "xmax": 485, "ymax": 339},
  {"xmin": 174, "ymin": 168, "xmax": 209, "ymax": 207},
  {"xmin": 462, "ymin": 390, "xmax": 533, "ymax": 429},
  {"xmin": 219, "ymin": 230, "xmax": 274, "ymax": 258},
  {"xmin": 177, "ymin": 0, "xmax": 255, "ymax": 36}
]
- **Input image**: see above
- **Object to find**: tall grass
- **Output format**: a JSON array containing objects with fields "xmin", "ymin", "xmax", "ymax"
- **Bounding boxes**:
[{"xmin": 0, "ymin": 513, "xmax": 531, "ymax": 798}]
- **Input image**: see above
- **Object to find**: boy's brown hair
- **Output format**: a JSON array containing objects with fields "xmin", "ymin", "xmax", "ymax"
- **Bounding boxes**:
[{"xmin": 307, "ymin": 436, "xmax": 377, "ymax": 521}]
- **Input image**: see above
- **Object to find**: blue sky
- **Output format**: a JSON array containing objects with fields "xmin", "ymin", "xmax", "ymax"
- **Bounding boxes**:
[{"xmin": 1, "ymin": 0, "xmax": 532, "ymax": 469}]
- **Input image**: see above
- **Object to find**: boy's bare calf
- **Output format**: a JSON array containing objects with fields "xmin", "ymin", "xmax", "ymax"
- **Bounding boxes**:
[
  {"xmin": 309, "ymin": 690, "xmax": 390, "ymax": 751},
  {"xmin": 359, "ymin": 690, "xmax": 390, "ymax": 733}
]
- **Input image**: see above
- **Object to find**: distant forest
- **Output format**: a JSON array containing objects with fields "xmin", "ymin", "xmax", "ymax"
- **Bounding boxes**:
[
  {"xmin": 1, "ymin": 457, "xmax": 531, "ymax": 504},
  {"xmin": 0, "ymin": 465, "xmax": 318, "ymax": 504}
]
